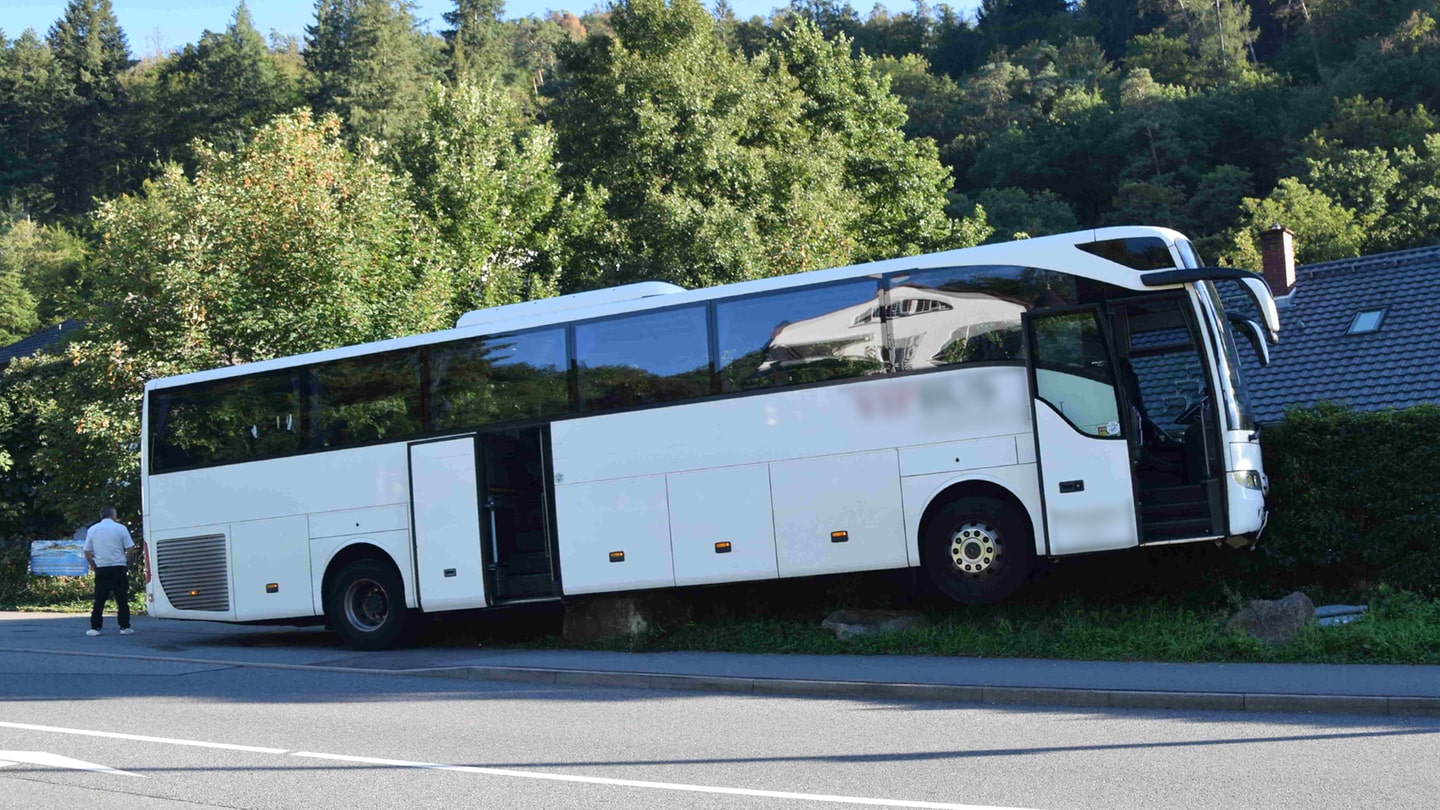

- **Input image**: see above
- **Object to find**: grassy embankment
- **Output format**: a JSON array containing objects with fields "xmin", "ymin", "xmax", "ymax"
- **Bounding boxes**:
[
  {"xmin": 515, "ymin": 545, "xmax": 1440, "ymax": 665},
  {"xmin": 8, "ymin": 542, "xmax": 1438, "ymax": 666}
]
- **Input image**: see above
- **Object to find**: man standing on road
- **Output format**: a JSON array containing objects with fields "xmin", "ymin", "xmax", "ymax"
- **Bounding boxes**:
[{"xmin": 84, "ymin": 507, "xmax": 137, "ymax": 636}]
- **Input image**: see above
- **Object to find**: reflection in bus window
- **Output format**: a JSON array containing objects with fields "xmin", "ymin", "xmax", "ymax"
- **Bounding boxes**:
[
  {"xmin": 887, "ymin": 266, "xmax": 1061, "ymax": 371},
  {"xmin": 314, "ymin": 350, "xmax": 424, "ymax": 447},
  {"xmin": 150, "ymin": 370, "xmax": 304, "ymax": 472},
  {"xmin": 429, "ymin": 328, "xmax": 569, "ymax": 429},
  {"xmin": 1030, "ymin": 310, "xmax": 1122, "ymax": 437},
  {"xmin": 576, "ymin": 306, "xmax": 711, "ymax": 411},
  {"xmin": 716, "ymin": 280, "xmax": 883, "ymax": 392}
]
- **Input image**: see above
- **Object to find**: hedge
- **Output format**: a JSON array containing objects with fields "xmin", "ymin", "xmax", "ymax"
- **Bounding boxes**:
[{"xmin": 1257, "ymin": 403, "xmax": 1440, "ymax": 595}]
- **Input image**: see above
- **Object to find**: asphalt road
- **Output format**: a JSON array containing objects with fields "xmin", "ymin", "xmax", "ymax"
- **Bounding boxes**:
[{"xmin": 3, "ymin": 644, "xmax": 1440, "ymax": 809}]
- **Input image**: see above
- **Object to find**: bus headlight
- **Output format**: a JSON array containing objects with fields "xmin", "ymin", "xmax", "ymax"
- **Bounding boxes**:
[{"xmin": 1231, "ymin": 470, "xmax": 1263, "ymax": 490}]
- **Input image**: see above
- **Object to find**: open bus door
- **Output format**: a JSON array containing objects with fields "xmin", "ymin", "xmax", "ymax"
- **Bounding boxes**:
[{"xmin": 1024, "ymin": 306, "xmax": 1140, "ymax": 556}]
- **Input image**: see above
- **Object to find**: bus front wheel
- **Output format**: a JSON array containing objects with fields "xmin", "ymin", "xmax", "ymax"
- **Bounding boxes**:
[
  {"xmin": 325, "ymin": 558, "xmax": 410, "ymax": 651},
  {"xmin": 922, "ymin": 496, "xmax": 1034, "ymax": 605}
]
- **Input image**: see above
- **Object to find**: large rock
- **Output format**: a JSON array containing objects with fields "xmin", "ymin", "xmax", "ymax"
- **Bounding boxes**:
[
  {"xmin": 821, "ymin": 609, "xmax": 928, "ymax": 641},
  {"xmin": 1225, "ymin": 591, "xmax": 1316, "ymax": 644},
  {"xmin": 562, "ymin": 593, "xmax": 690, "ymax": 644}
]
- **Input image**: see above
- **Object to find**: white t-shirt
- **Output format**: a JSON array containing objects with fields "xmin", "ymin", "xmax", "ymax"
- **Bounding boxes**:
[{"xmin": 84, "ymin": 518, "xmax": 135, "ymax": 568}]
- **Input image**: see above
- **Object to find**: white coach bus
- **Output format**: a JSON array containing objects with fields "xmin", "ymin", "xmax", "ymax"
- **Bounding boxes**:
[{"xmin": 141, "ymin": 227, "xmax": 1279, "ymax": 649}]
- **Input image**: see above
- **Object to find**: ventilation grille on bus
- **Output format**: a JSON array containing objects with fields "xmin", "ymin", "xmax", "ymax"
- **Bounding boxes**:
[{"xmin": 156, "ymin": 534, "xmax": 230, "ymax": 612}]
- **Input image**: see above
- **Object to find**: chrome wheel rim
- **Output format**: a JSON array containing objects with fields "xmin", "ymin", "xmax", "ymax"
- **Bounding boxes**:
[
  {"xmin": 949, "ymin": 521, "xmax": 1001, "ymax": 576},
  {"xmin": 343, "ymin": 578, "xmax": 389, "ymax": 632}
]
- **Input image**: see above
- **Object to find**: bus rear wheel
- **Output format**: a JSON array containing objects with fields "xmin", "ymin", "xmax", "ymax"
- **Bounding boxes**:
[
  {"xmin": 922, "ymin": 496, "xmax": 1033, "ymax": 605},
  {"xmin": 325, "ymin": 558, "xmax": 410, "ymax": 651}
]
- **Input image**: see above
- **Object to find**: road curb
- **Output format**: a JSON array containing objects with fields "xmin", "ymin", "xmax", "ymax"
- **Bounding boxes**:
[
  {"xmin": 404, "ymin": 664, "xmax": 1440, "ymax": 717},
  {"xmin": 6, "ymin": 645, "xmax": 1439, "ymax": 717}
]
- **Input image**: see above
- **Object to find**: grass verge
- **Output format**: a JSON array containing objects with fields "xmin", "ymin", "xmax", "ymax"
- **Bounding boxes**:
[
  {"xmin": 2, "ymin": 573, "xmax": 147, "ymax": 615},
  {"xmin": 574, "ymin": 585, "xmax": 1440, "ymax": 665}
]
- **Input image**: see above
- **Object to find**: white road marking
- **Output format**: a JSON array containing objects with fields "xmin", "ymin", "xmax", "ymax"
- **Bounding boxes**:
[
  {"xmin": 1, "ymin": 721, "xmax": 1035, "ymax": 809},
  {"xmin": 0, "ymin": 750, "xmax": 144, "ymax": 778},
  {"xmin": 0, "ymin": 721, "xmax": 288, "ymax": 754},
  {"xmin": 290, "ymin": 750, "xmax": 1028, "ymax": 808}
]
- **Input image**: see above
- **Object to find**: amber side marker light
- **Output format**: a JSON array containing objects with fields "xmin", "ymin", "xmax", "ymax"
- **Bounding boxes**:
[
  {"xmin": 188, "ymin": 589, "xmax": 200, "ymax": 597},
  {"xmin": 714, "ymin": 542, "xmax": 732, "ymax": 554},
  {"xmin": 266, "ymin": 583, "xmax": 279, "ymax": 593},
  {"xmin": 609, "ymin": 551, "xmax": 626, "ymax": 563},
  {"xmin": 831, "ymin": 531, "xmax": 849, "ymax": 543}
]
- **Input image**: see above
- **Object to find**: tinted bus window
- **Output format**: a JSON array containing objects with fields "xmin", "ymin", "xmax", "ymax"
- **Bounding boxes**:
[
  {"xmin": 313, "ymin": 350, "xmax": 425, "ymax": 447},
  {"xmin": 886, "ymin": 266, "xmax": 1035, "ymax": 371},
  {"xmin": 715, "ymin": 280, "xmax": 883, "ymax": 392},
  {"xmin": 575, "ymin": 306, "xmax": 711, "ymax": 411},
  {"xmin": 430, "ymin": 328, "xmax": 569, "ymax": 430},
  {"xmin": 150, "ymin": 369, "xmax": 305, "ymax": 472}
]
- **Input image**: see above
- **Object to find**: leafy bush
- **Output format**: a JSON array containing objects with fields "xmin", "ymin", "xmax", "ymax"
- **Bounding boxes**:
[
  {"xmin": 1258, "ymin": 403, "xmax": 1440, "ymax": 595},
  {"xmin": 0, "ymin": 539, "xmax": 145, "ymax": 612}
]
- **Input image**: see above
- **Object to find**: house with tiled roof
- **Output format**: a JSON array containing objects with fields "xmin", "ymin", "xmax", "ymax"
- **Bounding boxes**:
[
  {"xmin": 0, "ymin": 320, "xmax": 80, "ymax": 371},
  {"xmin": 1232, "ymin": 226, "xmax": 1440, "ymax": 424}
]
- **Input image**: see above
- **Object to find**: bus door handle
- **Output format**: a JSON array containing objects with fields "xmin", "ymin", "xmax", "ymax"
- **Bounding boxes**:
[{"xmin": 483, "ymin": 497, "xmax": 499, "ymax": 564}]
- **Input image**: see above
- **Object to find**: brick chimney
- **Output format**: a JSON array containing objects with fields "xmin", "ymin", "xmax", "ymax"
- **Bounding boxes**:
[{"xmin": 1259, "ymin": 223, "xmax": 1295, "ymax": 296}]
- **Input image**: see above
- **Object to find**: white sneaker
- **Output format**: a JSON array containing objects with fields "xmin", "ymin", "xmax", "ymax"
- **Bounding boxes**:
[
  {"xmin": 119, "ymin": 628, "xmax": 134, "ymax": 635},
  {"xmin": 86, "ymin": 629, "xmax": 101, "ymax": 637}
]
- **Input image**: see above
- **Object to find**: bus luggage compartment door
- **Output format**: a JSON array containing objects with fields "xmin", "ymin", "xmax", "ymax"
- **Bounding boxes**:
[{"xmin": 409, "ymin": 436, "xmax": 488, "ymax": 611}]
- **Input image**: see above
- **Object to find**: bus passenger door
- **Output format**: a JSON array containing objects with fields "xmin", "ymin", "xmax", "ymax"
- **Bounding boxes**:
[
  {"xmin": 478, "ymin": 427, "xmax": 561, "ymax": 603},
  {"xmin": 1024, "ymin": 307, "xmax": 1139, "ymax": 555},
  {"xmin": 409, "ymin": 436, "xmax": 488, "ymax": 611}
]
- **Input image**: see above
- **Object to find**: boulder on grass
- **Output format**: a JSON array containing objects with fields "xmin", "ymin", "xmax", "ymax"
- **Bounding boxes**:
[
  {"xmin": 821, "ymin": 609, "xmax": 927, "ymax": 641},
  {"xmin": 562, "ymin": 593, "xmax": 690, "ymax": 643},
  {"xmin": 1224, "ymin": 591, "xmax": 1316, "ymax": 644}
]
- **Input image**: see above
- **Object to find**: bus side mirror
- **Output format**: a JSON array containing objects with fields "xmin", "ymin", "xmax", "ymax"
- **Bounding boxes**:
[
  {"xmin": 1229, "ymin": 315, "xmax": 1270, "ymax": 366},
  {"xmin": 1234, "ymin": 276, "xmax": 1280, "ymax": 344}
]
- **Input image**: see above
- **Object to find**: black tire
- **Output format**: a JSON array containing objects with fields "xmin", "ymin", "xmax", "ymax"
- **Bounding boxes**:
[
  {"xmin": 325, "ymin": 558, "xmax": 411, "ymax": 651},
  {"xmin": 922, "ymin": 496, "xmax": 1034, "ymax": 605}
]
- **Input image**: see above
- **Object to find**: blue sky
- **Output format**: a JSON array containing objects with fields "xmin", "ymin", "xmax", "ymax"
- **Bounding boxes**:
[{"xmin": 6, "ymin": 1, "xmax": 979, "ymax": 55}]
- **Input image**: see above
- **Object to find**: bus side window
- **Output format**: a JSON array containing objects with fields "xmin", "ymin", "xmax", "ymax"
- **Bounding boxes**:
[
  {"xmin": 1030, "ymin": 310, "xmax": 1122, "ymax": 437},
  {"xmin": 429, "ymin": 328, "xmax": 569, "ymax": 430},
  {"xmin": 313, "ymin": 350, "xmax": 424, "ymax": 448},
  {"xmin": 715, "ymin": 280, "xmax": 883, "ymax": 392},
  {"xmin": 574, "ymin": 306, "xmax": 710, "ymax": 412}
]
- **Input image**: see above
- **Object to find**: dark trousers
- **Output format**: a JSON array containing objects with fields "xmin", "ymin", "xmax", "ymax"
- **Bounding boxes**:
[{"xmin": 91, "ymin": 566, "xmax": 130, "ymax": 630}]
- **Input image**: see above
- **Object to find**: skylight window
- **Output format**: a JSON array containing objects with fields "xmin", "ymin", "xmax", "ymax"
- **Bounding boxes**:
[{"xmin": 1347, "ymin": 309, "xmax": 1385, "ymax": 335}]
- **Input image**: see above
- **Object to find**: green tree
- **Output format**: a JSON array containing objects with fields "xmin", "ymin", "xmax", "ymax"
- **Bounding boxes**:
[
  {"xmin": 549, "ymin": 0, "xmax": 983, "ymax": 292},
  {"xmin": 442, "ymin": 0, "xmax": 509, "ymax": 82},
  {"xmin": 1226, "ymin": 177, "xmax": 1365, "ymax": 268},
  {"xmin": 6, "ymin": 111, "xmax": 458, "ymax": 527},
  {"xmin": 90, "ymin": 111, "xmax": 455, "ymax": 368},
  {"xmin": 46, "ymin": 0, "xmax": 131, "ymax": 216},
  {"xmin": 872, "ymin": 53, "xmax": 965, "ymax": 145},
  {"xmin": 1127, "ymin": 0, "xmax": 1259, "ymax": 86},
  {"xmin": 0, "ymin": 356, "xmax": 71, "ymax": 539},
  {"xmin": 976, "ymin": 0, "xmax": 1074, "ymax": 53},
  {"xmin": 0, "ymin": 217, "xmax": 88, "ymax": 326},
  {"xmin": 1102, "ymin": 178, "xmax": 1188, "ymax": 229},
  {"xmin": 147, "ymin": 4, "xmax": 302, "ymax": 161},
  {"xmin": 0, "ymin": 259, "xmax": 40, "ymax": 347},
  {"xmin": 394, "ymin": 80, "xmax": 565, "ymax": 310},
  {"xmin": 955, "ymin": 186, "xmax": 1077, "ymax": 239},
  {"xmin": 1185, "ymin": 163, "xmax": 1254, "ymax": 245},
  {"xmin": 926, "ymin": 4, "xmax": 985, "ymax": 79},
  {"xmin": 306, "ymin": 0, "xmax": 441, "ymax": 143},
  {"xmin": 772, "ymin": 20, "xmax": 968, "ymax": 260},
  {"xmin": 1077, "ymin": 0, "xmax": 1166, "ymax": 60},
  {"xmin": 0, "ymin": 30, "xmax": 72, "ymax": 217},
  {"xmin": 1293, "ymin": 99, "xmax": 1440, "ymax": 253}
]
